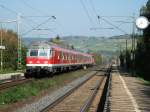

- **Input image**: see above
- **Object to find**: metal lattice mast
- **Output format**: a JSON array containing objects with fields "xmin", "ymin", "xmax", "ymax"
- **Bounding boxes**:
[{"xmin": 17, "ymin": 13, "xmax": 22, "ymax": 70}]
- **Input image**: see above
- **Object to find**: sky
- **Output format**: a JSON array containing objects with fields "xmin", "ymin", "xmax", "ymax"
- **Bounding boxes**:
[{"xmin": 0, "ymin": 0, "xmax": 148, "ymax": 38}]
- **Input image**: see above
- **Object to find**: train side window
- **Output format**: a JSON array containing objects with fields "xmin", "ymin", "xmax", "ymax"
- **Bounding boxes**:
[
  {"xmin": 66, "ymin": 53, "xmax": 68, "ymax": 60},
  {"xmin": 64, "ymin": 53, "xmax": 66, "ymax": 60},
  {"xmin": 68, "ymin": 54, "xmax": 69, "ymax": 60},
  {"xmin": 67, "ymin": 53, "xmax": 69, "ymax": 60},
  {"xmin": 52, "ymin": 50, "xmax": 55, "ymax": 57},
  {"xmin": 62, "ymin": 52, "xmax": 64, "ymax": 60},
  {"xmin": 60, "ymin": 52, "xmax": 62, "ymax": 59}
]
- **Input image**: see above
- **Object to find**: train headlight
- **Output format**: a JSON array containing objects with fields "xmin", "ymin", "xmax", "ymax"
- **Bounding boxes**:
[
  {"xmin": 29, "ymin": 61, "xmax": 32, "ymax": 64},
  {"xmin": 37, "ymin": 61, "xmax": 40, "ymax": 63},
  {"xmin": 44, "ymin": 61, "xmax": 48, "ymax": 64}
]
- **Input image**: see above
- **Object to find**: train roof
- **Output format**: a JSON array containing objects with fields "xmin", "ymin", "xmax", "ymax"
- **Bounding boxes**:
[{"xmin": 29, "ymin": 41, "xmax": 92, "ymax": 57}]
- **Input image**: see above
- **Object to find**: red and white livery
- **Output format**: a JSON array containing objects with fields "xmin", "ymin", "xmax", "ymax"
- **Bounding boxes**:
[{"xmin": 25, "ymin": 41, "xmax": 95, "ymax": 78}]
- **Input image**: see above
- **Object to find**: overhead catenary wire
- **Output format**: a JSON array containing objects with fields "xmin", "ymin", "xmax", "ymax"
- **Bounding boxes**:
[
  {"xmin": 21, "ymin": 0, "xmax": 69, "ymax": 37},
  {"xmin": 21, "ymin": 17, "xmax": 54, "ymax": 36},
  {"xmin": 0, "ymin": 3, "xmax": 44, "ymax": 36},
  {"xmin": 0, "ymin": 4, "xmax": 18, "ymax": 15},
  {"xmin": 20, "ymin": 0, "xmax": 65, "ymax": 37},
  {"xmin": 98, "ymin": 17, "xmax": 127, "ymax": 34},
  {"xmin": 88, "ymin": 0, "xmax": 127, "ymax": 34},
  {"xmin": 88, "ymin": 0, "xmax": 102, "ymax": 27},
  {"xmin": 19, "ymin": 0, "xmax": 58, "ymax": 28},
  {"xmin": 89, "ymin": 0, "xmax": 98, "ymax": 16},
  {"xmin": 80, "ymin": 0, "xmax": 95, "ymax": 26},
  {"xmin": 19, "ymin": 0, "xmax": 49, "ymax": 16}
]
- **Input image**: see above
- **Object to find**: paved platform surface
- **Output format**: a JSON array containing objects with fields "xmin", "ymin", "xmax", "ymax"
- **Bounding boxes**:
[
  {"xmin": 123, "ymin": 73, "xmax": 150, "ymax": 112},
  {"xmin": 105, "ymin": 70, "xmax": 150, "ymax": 112},
  {"xmin": 0, "ymin": 73, "xmax": 24, "ymax": 80}
]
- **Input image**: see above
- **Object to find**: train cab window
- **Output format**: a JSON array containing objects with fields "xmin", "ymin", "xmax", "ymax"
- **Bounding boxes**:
[
  {"xmin": 39, "ymin": 50, "xmax": 47, "ymax": 57},
  {"xmin": 50, "ymin": 50, "xmax": 52, "ymax": 55},
  {"xmin": 27, "ymin": 49, "xmax": 30, "ymax": 56},
  {"xmin": 30, "ymin": 50, "xmax": 38, "ymax": 56}
]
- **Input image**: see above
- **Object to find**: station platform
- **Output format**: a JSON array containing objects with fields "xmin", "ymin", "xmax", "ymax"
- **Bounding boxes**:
[
  {"xmin": 0, "ymin": 72, "xmax": 24, "ymax": 80},
  {"xmin": 105, "ymin": 69, "xmax": 150, "ymax": 112}
]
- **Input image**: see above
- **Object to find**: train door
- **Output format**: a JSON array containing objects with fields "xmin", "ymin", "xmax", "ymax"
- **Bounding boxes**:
[{"xmin": 51, "ymin": 48, "xmax": 55, "ymax": 64}]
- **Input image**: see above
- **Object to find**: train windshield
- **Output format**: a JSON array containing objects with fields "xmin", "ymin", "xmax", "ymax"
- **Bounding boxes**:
[
  {"xmin": 30, "ymin": 50, "xmax": 38, "ymax": 56},
  {"xmin": 39, "ymin": 50, "xmax": 47, "ymax": 57},
  {"xmin": 28, "ymin": 49, "xmax": 50, "ymax": 57}
]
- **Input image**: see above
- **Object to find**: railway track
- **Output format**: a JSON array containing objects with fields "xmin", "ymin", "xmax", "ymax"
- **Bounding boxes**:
[
  {"xmin": 0, "ymin": 78, "xmax": 33, "ymax": 91},
  {"xmin": 40, "ymin": 65, "xmax": 112, "ymax": 112}
]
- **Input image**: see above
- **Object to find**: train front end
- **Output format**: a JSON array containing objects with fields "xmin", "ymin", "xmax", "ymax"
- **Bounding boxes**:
[{"xmin": 25, "ymin": 42, "xmax": 52, "ymax": 78}]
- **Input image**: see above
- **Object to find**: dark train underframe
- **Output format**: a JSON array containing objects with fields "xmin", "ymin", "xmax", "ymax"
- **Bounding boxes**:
[{"xmin": 25, "ymin": 64, "xmax": 92, "ymax": 78}]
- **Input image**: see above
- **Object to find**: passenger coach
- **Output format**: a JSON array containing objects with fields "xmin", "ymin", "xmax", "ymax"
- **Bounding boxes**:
[{"xmin": 25, "ymin": 41, "xmax": 95, "ymax": 78}]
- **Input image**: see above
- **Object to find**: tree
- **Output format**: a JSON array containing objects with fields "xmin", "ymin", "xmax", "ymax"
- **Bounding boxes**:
[
  {"xmin": 49, "ymin": 35, "xmax": 61, "ymax": 44},
  {"xmin": 92, "ymin": 53, "xmax": 102, "ymax": 64},
  {"xmin": 56, "ymin": 35, "xmax": 60, "ymax": 40},
  {"xmin": 135, "ymin": 0, "xmax": 150, "ymax": 80},
  {"xmin": 0, "ymin": 29, "xmax": 26, "ymax": 70},
  {"xmin": 119, "ymin": 52, "xmax": 125, "ymax": 67}
]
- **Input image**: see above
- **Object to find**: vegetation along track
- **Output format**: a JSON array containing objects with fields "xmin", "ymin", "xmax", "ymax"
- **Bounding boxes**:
[
  {"xmin": 41, "ymin": 65, "xmax": 111, "ymax": 112},
  {"xmin": 0, "ymin": 78, "xmax": 33, "ymax": 91}
]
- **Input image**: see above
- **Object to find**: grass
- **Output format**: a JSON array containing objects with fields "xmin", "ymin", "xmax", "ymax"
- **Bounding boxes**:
[
  {"xmin": 0, "ymin": 69, "xmax": 18, "ymax": 74},
  {"xmin": 66, "ymin": 37, "xmax": 132, "ymax": 52},
  {"xmin": 119, "ymin": 68, "xmax": 150, "ymax": 86},
  {"xmin": 137, "ymin": 77, "xmax": 150, "ymax": 86},
  {"xmin": 0, "ymin": 69, "xmax": 90, "ymax": 106}
]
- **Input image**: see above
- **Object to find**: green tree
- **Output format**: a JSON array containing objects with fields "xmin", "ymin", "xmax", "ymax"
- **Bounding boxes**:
[
  {"xmin": 92, "ymin": 53, "xmax": 102, "ymax": 64},
  {"xmin": 119, "ymin": 52, "xmax": 125, "ymax": 67},
  {"xmin": 134, "ymin": 0, "xmax": 150, "ymax": 80},
  {"xmin": 0, "ymin": 29, "xmax": 25, "ymax": 71}
]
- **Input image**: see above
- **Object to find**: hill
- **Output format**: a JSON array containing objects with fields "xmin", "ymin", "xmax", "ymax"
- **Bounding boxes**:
[{"xmin": 22, "ymin": 35, "xmax": 132, "ymax": 56}]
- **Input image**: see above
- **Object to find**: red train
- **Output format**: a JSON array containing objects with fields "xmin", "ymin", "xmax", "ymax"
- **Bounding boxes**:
[{"xmin": 25, "ymin": 41, "xmax": 95, "ymax": 78}]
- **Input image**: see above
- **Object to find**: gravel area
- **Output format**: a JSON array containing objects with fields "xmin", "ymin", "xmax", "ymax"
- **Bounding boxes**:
[
  {"xmin": 15, "ymin": 71, "xmax": 97, "ymax": 112},
  {"xmin": 48, "ymin": 74, "xmax": 103, "ymax": 112}
]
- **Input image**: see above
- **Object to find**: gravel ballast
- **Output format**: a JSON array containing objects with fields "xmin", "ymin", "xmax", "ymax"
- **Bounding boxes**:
[{"xmin": 15, "ymin": 71, "xmax": 97, "ymax": 112}]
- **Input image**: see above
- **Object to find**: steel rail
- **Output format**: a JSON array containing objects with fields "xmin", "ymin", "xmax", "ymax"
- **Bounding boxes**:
[
  {"xmin": 40, "ymin": 71, "xmax": 98, "ymax": 112},
  {"xmin": 97, "ymin": 65, "xmax": 112, "ymax": 112},
  {"xmin": 0, "ymin": 78, "xmax": 33, "ymax": 91},
  {"xmin": 41, "ymin": 65, "xmax": 110, "ymax": 112},
  {"xmin": 80, "ymin": 76, "xmax": 105, "ymax": 112}
]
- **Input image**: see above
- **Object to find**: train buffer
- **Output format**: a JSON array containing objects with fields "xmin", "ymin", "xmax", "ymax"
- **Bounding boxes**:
[{"xmin": 104, "ymin": 67, "xmax": 150, "ymax": 112}]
